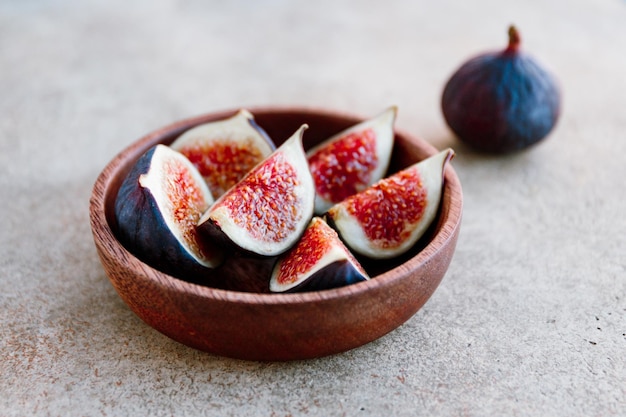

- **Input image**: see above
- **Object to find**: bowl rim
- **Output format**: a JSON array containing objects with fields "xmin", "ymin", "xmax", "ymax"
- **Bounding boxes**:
[{"xmin": 90, "ymin": 105, "xmax": 463, "ymax": 306}]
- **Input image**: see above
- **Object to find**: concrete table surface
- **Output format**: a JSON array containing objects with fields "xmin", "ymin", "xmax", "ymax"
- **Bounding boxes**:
[{"xmin": 1, "ymin": 0, "xmax": 624, "ymax": 415}]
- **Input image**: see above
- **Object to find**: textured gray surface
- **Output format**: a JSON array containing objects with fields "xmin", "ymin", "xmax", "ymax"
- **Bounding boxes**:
[{"xmin": 1, "ymin": 0, "xmax": 625, "ymax": 416}]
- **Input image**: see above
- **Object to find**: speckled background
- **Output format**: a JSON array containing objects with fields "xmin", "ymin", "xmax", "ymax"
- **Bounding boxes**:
[{"xmin": 1, "ymin": 0, "xmax": 625, "ymax": 416}]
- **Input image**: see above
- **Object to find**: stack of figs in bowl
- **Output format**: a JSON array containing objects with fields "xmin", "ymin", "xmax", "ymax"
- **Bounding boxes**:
[{"xmin": 89, "ymin": 106, "xmax": 463, "ymax": 361}]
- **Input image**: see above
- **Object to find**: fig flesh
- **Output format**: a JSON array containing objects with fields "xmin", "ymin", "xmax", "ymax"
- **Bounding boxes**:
[
  {"xmin": 198, "ymin": 125, "xmax": 315, "ymax": 257},
  {"xmin": 170, "ymin": 109, "xmax": 275, "ymax": 198},
  {"xmin": 327, "ymin": 149, "xmax": 454, "ymax": 259},
  {"xmin": 269, "ymin": 217, "xmax": 369, "ymax": 293},
  {"xmin": 114, "ymin": 144, "xmax": 223, "ymax": 279},
  {"xmin": 442, "ymin": 26, "xmax": 561, "ymax": 153},
  {"xmin": 307, "ymin": 106, "xmax": 397, "ymax": 214}
]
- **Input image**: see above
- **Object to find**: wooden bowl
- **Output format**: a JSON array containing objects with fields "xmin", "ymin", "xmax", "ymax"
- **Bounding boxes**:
[{"xmin": 89, "ymin": 107, "xmax": 463, "ymax": 361}]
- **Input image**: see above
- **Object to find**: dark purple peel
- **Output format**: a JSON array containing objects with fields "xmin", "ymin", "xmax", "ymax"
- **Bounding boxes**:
[
  {"xmin": 170, "ymin": 109, "xmax": 276, "ymax": 199},
  {"xmin": 442, "ymin": 25, "xmax": 561, "ymax": 153}
]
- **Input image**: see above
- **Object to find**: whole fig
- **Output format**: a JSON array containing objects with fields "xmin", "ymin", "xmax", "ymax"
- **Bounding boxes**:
[{"xmin": 441, "ymin": 26, "xmax": 561, "ymax": 153}]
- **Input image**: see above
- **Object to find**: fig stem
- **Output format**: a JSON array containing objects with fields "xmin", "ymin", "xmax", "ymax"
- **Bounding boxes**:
[{"xmin": 507, "ymin": 25, "xmax": 521, "ymax": 51}]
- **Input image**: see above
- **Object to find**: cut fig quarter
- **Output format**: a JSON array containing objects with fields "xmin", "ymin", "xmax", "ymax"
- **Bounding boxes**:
[
  {"xmin": 327, "ymin": 148, "xmax": 454, "ymax": 260},
  {"xmin": 170, "ymin": 109, "xmax": 275, "ymax": 199},
  {"xmin": 269, "ymin": 217, "xmax": 369, "ymax": 293},
  {"xmin": 114, "ymin": 144, "xmax": 224, "ymax": 279},
  {"xmin": 307, "ymin": 106, "xmax": 397, "ymax": 214},
  {"xmin": 197, "ymin": 124, "xmax": 316, "ymax": 257}
]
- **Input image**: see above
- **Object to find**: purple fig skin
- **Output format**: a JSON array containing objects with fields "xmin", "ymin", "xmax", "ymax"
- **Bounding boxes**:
[
  {"xmin": 442, "ymin": 26, "xmax": 561, "ymax": 153},
  {"xmin": 210, "ymin": 255, "xmax": 276, "ymax": 293},
  {"xmin": 197, "ymin": 217, "xmax": 252, "ymax": 256},
  {"xmin": 114, "ymin": 145, "xmax": 222, "ymax": 282}
]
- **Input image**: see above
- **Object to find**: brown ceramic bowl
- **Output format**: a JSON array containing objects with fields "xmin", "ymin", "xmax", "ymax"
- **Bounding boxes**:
[{"xmin": 89, "ymin": 107, "xmax": 463, "ymax": 361}]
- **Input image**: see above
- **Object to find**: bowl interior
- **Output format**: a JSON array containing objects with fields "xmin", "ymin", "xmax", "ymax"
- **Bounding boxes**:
[
  {"xmin": 100, "ymin": 107, "xmax": 459, "ymax": 294},
  {"xmin": 100, "ymin": 107, "xmax": 454, "ymax": 294}
]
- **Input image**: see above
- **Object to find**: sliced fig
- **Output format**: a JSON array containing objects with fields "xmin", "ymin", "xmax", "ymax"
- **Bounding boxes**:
[
  {"xmin": 307, "ymin": 106, "xmax": 397, "ymax": 214},
  {"xmin": 114, "ymin": 144, "xmax": 223, "ymax": 279},
  {"xmin": 170, "ymin": 109, "xmax": 275, "ymax": 198},
  {"xmin": 197, "ymin": 125, "xmax": 315, "ymax": 257},
  {"xmin": 269, "ymin": 217, "xmax": 369, "ymax": 293},
  {"xmin": 326, "ymin": 149, "xmax": 454, "ymax": 259}
]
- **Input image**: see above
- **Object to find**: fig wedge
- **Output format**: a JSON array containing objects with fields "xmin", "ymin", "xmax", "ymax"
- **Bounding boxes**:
[
  {"xmin": 114, "ymin": 145, "xmax": 223, "ymax": 279},
  {"xmin": 170, "ymin": 109, "xmax": 275, "ymax": 198},
  {"xmin": 327, "ymin": 149, "xmax": 454, "ymax": 259},
  {"xmin": 307, "ymin": 106, "xmax": 397, "ymax": 214},
  {"xmin": 198, "ymin": 125, "xmax": 315, "ymax": 257},
  {"xmin": 269, "ymin": 217, "xmax": 369, "ymax": 293}
]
